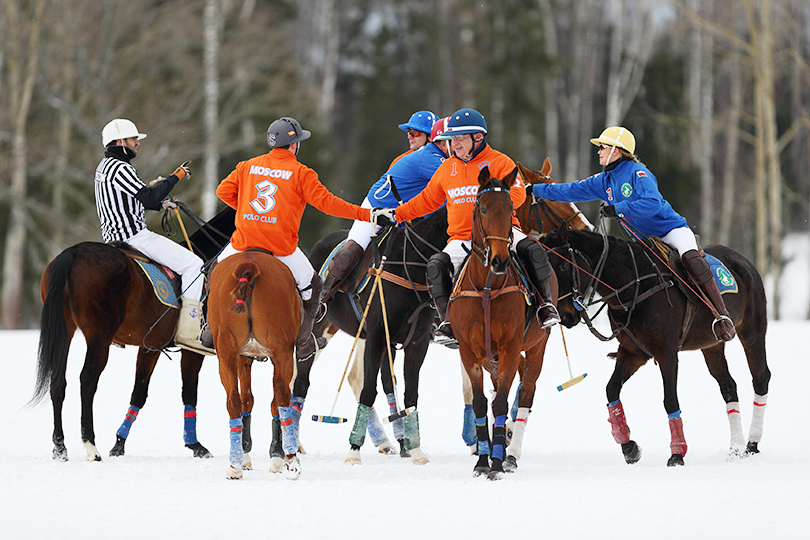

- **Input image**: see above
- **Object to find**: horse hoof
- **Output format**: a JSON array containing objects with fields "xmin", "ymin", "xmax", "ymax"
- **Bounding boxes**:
[
  {"xmin": 746, "ymin": 441, "xmax": 760, "ymax": 455},
  {"xmin": 487, "ymin": 470, "xmax": 505, "ymax": 481},
  {"xmin": 398, "ymin": 439, "xmax": 411, "ymax": 458},
  {"xmin": 242, "ymin": 452, "xmax": 253, "ymax": 470},
  {"xmin": 473, "ymin": 455, "xmax": 490, "ymax": 477},
  {"xmin": 227, "ymin": 465, "xmax": 243, "ymax": 480},
  {"xmin": 283, "ymin": 455, "xmax": 301, "ymax": 480},
  {"xmin": 667, "ymin": 454, "xmax": 685, "ymax": 467},
  {"xmin": 109, "ymin": 435, "xmax": 126, "ymax": 457},
  {"xmin": 269, "ymin": 456, "xmax": 284, "ymax": 473},
  {"xmin": 345, "ymin": 449, "xmax": 362, "ymax": 465},
  {"xmin": 410, "ymin": 447, "xmax": 429, "ymax": 465},
  {"xmin": 185, "ymin": 442, "xmax": 213, "ymax": 459},
  {"xmin": 53, "ymin": 445, "xmax": 68, "ymax": 462},
  {"xmin": 503, "ymin": 455, "xmax": 518, "ymax": 473},
  {"xmin": 473, "ymin": 465, "xmax": 490, "ymax": 477},
  {"xmin": 297, "ymin": 442, "xmax": 307, "ymax": 455},
  {"xmin": 726, "ymin": 445, "xmax": 747, "ymax": 461},
  {"xmin": 377, "ymin": 442, "xmax": 397, "ymax": 455},
  {"xmin": 83, "ymin": 441, "xmax": 102, "ymax": 462},
  {"xmin": 621, "ymin": 440, "xmax": 642, "ymax": 464}
]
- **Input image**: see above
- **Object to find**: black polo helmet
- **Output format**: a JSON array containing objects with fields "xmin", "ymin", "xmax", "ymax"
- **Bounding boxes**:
[{"xmin": 267, "ymin": 117, "xmax": 311, "ymax": 148}]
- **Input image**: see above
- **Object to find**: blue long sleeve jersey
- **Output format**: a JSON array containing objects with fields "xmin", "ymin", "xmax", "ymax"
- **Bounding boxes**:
[
  {"xmin": 531, "ymin": 159, "xmax": 688, "ymax": 237},
  {"xmin": 367, "ymin": 142, "xmax": 447, "ymax": 208}
]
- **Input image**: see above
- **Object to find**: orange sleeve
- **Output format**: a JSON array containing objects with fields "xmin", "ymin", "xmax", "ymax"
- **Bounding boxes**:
[
  {"xmin": 216, "ymin": 166, "xmax": 241, "ymax": 209},
  {"xmin": 394, "ymin": 174, "xmax": 446, "ymax": 223},
  {"xmin": 301, "ymin": 168, "xmax": 371, "ymax": 222}
]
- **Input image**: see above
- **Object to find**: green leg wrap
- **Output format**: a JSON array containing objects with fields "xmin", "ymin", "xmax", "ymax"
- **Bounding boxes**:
[
  {"xmin": 403, "ymin": 409, "xmax": 420, "ymax": 450},
  {"xmin": 349, "ymin": 403, "xmax": 371, "ymax": 447}
]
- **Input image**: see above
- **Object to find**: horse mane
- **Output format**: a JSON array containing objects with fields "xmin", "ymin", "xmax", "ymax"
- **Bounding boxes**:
[
  {"xmin": 548, "ymin": 227, "xmax": 653, "ymax": 275},
  {"xmin": 383, "ymin": 205, "xmax": 449, "ymax": 264}
]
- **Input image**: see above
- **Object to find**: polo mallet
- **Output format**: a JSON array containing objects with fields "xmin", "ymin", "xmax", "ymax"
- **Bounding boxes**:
[
  {"xmin": 556, "ymin": 325, "xmax": 587, "ymax": 391},
  {"xmin": 375, "ymin": 255, "xmax": 414, "ymax": 424}
]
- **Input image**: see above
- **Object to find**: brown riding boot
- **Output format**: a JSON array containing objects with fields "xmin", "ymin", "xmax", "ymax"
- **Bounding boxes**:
[
  {"xmin": 682, "ymin": 250, "xmax": 735, "ymax": 342},
  {"xmin": 323, "ymin": 240, "xmax": 364, "ymax": 296},
  {"xmin": 296, "ymin": 274, "xmax": 328, "ymax": 361}
]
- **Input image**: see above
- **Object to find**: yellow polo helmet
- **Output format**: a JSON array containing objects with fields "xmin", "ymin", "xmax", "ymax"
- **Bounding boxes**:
[{"xmin": 590, "ymin": 126, "xmax": 636, "ymax": 154}]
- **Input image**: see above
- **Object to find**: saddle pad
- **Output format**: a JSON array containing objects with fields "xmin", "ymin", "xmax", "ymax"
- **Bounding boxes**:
[
  {"xmin": 706, "ymin": 254, "xmax": 738, "ymax": 294},
  {"xmin": 318, "ymin": 239, "xmax": 371, "ymax": 294},
  {"xmin": 134, "ymin": 259, "xmax": 180, "ymax": 309}
]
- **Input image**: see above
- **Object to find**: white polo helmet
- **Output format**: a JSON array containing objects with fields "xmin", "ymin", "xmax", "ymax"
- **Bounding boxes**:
[
  {"xmin": 102, "ymin": 119, "xmax": 147, "ymax": 147},
  {"xmin": 590, "ymin": 126, "xmax": 635, "ymax": 154}
]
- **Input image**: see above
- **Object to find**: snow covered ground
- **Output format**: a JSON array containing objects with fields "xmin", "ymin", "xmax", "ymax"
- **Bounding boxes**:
[{"xmin": 1, "ymin": 234, "xmax": 808, "ymax": 539}]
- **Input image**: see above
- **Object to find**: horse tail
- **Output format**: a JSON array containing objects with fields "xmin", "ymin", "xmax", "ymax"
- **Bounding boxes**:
[
  {"xmin": 231, "ymin": 262, "xmax": 261, "ymax": 314},
  {"xmin": 31, "ymin": 248, "xmax": 75, "ymax": 406}
]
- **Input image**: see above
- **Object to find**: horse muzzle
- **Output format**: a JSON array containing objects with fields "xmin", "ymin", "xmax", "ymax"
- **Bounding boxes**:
[{"xmin": 490, "ymin": 256, "xmax": 509, "ymax": 275}]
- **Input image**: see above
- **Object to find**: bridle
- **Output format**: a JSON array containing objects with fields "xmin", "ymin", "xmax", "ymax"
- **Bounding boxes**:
[{"xmin": 471, "ymin": 186, "xmax": 513, "ymax": 270}]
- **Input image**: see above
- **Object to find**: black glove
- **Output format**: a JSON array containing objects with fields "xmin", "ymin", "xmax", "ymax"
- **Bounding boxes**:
[
  {"xmin": 601, "ymin": 204, "xmax": 618, "ymax": 218},
  {"xmin": 370, "ymin": 207, "xmax": 396, "ymax": 227}
]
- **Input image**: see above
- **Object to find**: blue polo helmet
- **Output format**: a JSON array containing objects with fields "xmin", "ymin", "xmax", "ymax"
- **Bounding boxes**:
[
  {"xmin": 445, "ymin": 108, "xmax": 487, "ymax": 136},
  {"xmin": 398, "ymin": 111, "xmax": 439, "ymax": 134}
]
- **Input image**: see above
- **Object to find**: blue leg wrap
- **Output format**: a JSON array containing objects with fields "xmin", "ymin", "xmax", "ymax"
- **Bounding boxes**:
[
  {"xmin": 290, "ymin": 396, "xmax": 305, "ymax": 441},
  {"xmin": 492, "ymin": 415, "xmax": 507, "ymax": 461},
  {"xmin": 229, "ymin": 417, "xmax": 244, "ymax": 468},
  {"xmin": 510, "ymin": 383, "xmax": 522, "ymax": 422},
  {"xmin": 667, "ymin": 409, "xmax": 682, "ymax": 420},
  {"xmin": 278, "ymin": 406, "xmax": 297, "ymax": 455},
  {"xmin": 387, "ymin": 393, "xmax": 404, "ymax": 440},
  {"xmin": 367, "ymin": 407, "xmax": 388, "ymax": 447},
  {"xmin": 116, "ymin": 404, "xmax": 141, "ymax": 439},
  {"xmin": 462, "ymin": 404, "xmax": 476, "ymax": 446},
  {"xmin": 475, "ymin": 416, "xmax": 490, "ymax": 456},
  {"xmin": 182, "ymin": 405, "xmax": 197, "ymax": 445}
]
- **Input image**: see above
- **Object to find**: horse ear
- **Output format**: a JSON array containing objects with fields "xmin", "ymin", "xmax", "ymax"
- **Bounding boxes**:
[
  {"xmin": 504, "ymin": 166, "xmax": 519, "ymax": 189},
  {"xmin": 540, "ymin": 157, "xmax": 552, "ymax": 178},
  {"xmin": 478, "ymin": 165, "xmax": 491, "ymax": 188}
]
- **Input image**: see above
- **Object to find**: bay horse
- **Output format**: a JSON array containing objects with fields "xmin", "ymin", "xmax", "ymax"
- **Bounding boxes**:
[
  {"xmin": 449, "ymin": 166, "xmax": 560, "ymax": 480},
  {"xmin": 32, "ymin": 241, "xmax": 213, "ymax": 462},
  {"xmin": 207, "ymin": 250, "xmax": 301, "ymax": 480},
  {"xmin": 541, "ymin": 226, "xmax": 770, "ymax": 466}
]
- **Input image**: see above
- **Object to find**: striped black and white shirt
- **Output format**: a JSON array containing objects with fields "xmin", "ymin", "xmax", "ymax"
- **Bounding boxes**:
[{"xmin": 94, "ymin": 146, "xmax": 178, "ymax": 242}]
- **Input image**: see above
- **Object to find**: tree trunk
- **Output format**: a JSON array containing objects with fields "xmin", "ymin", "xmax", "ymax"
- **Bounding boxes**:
[{"xmin": 202, "ymin": 0, "xmax": 221, "ymax": 220}]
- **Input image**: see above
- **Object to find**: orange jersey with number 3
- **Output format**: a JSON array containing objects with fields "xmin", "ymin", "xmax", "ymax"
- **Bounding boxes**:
[
  {"xmin": 217, "ymin": 148, "xmax": 370, "ymax": 256},
  {"xmin": 394, "ymin": 144, "xmax": 525, "ymax": 241}
]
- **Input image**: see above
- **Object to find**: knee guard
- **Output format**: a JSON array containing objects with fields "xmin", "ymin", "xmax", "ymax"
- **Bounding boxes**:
[
  {"xmin": 682, "ymin": 250, "xmax": 711, "ymax": 285},
  {"xmin": 516, "ymin": 237, "xmax": 552, "ymax": 283},
  {"xmin": 426, "ymin": 252, "xmax": 453, "ymax": 300}
]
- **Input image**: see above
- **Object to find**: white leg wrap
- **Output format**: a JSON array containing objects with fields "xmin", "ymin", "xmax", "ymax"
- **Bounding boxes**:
[
  {"xmin": 725, "ymin": 401, "xmax": 745, "ymax": 449},
  {"xmin": 507, "ymin": 407, "xmax": 531, "ymax": 461},
  {"xmin": 748, "ymin": 393, "xmax": 768, "ymax": 443}
]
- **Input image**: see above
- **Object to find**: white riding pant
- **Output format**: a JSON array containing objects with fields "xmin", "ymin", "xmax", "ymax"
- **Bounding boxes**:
[
  {"xmin": 346, "ymin": 198, "xmax": 380, "ymax": 250},
  {"xmin": 444, "ymin": 228, "xmax": 528, "ymax": 274},
  {"xmin": 660, "ymin": 226, "xmax": 699, "ymax": 257},
  {"xmin": 218, "ymin": 243, "xmax": 316, "ymax": 300},
  {"xmin": 126, "ymin": 228, "xmax": 205, "ymax": 300}
]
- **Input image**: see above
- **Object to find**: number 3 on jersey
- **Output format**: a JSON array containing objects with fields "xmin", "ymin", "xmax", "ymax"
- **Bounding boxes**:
[{"xmin": 250, "ymin": 180, "xmax": 278, "ymax": 213}]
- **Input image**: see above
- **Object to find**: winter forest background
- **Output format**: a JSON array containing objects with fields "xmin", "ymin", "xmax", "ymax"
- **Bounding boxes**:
[{"xmin": 1, "ymin": 0, "xmax": 809, "ymax": 328}]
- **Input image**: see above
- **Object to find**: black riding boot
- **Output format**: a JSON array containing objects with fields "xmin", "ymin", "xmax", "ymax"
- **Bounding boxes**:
[
  {"xmin": 516, "ymin": 237, "xmax": 560, "ymax": 328},
  {"xmin": 199, "ymin": 258, "xmax": 219, "ymax": 349},
  {"xmin": 296, "ymin": 274, "xmax": 328, "ymax": 361},
  {"xmin": 682, "ymin": 250, "xmax": 735, "ymax": 342},
  {"xmin": 426, "ymin": 252, "xmax": 456, "ymax": 343},
  {"xmin": 322, "ymin": 240, "xmax": 364, "ymax": 296}
]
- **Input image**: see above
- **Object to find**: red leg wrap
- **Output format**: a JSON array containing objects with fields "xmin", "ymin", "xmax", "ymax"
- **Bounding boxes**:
[
  {"xmin": 607, "ymin": 402, "xmax": 631, "ymax": 444},
  {"xmin": 669, "ymin": 417, "xmax": 688, "ymax": 456}
]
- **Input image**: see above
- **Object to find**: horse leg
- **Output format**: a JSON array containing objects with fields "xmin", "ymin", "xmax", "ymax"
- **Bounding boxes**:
[
  {"xmin": 50, "ymin": 323, "xmax": 77, "ymax": 462},
  {"xmin": 378, "ymin": 343, "xmax": 409, "ymax": 458},
  {"xmin": 606, "ymin": 350, "xmax": 647, "ymax": 465},
  {"xmin": 460, "ymin": 364, "xmax": 477, "ymax": 454},
  {"xmin": 465, "ymin": 362, "xmax": 491, "ymax": 477},
  {"xmin": 179, "ymin": 351, "xmax": 212, "ymax": 458},
  {"xmin": 237, "ymin": 358, "xmax": 255, "ymax": 470},
  {"xmin": 218, "ymin": 355, "xmax": 244, "ymax": 479},
  {"xmin": 402, "ymin": 337, "xmax": 430, "ymax": 465},
  {"xmin": 740, "ymin": 330, "xmax": 771, "ymax": 454},
  {"xmin": 348, "ymin": 340, "xmax": 394, "ymax": 455},
  {"xmin": 79, "ymin": 337, "xmax": 113, "ymax": 462},
  {"xmin": 272, "ymin": 349, "xmax": 300, "ymax": 480},
  {"xmin": 505, "ymin": 344, "xmax": 546, "ymax": 473},
  {"xmin": 346, "ymin": 335, "xmax": 384, "ymax": 464},
  {"xmin": 487, "ymin": 351, "xmax": 521, "ymax": 481},
  {"xmin": 658, "ymin": 350, "xmax": 687, "ymax": 467},
  {"xmin": 701, "ymin": 343, "xmax": 748, "ymax": 458},
  {"xmin": 109, "ymin": 347, "xmax": 160, "ymax": 457}
]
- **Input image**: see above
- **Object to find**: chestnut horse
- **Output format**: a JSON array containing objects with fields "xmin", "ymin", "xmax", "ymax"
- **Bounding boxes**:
[
  {"xmin": 449, "ymin": 166, "xmax": 559, "ymax": 480},
  {"xmin": 541, "ymin": 226, "xmax": 770, "ymax": 466},
  {"xmin": 207, "ymin": 250, "xmax": 301, "ymax": 480},
  {"xmin": 32, "ymin": 241, "xmax": 214, "ymax": 462}
]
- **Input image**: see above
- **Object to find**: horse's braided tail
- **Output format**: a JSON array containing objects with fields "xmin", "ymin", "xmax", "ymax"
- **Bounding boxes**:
[
  {"xmin": 231, "ymin": 262, "xmax": 260, "ymax": 314},
  {"xmin": 31, "ymin": 249, "xmax": 74, "ymax": 406}
]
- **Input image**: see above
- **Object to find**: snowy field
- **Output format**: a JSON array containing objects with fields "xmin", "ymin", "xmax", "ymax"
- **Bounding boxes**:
[{"xmin": 1, "ymin": 234, "xmax": 808, "ymax": 539}]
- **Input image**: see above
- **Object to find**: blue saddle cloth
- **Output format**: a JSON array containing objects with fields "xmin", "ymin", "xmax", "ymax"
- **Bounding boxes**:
[
  {"xmin": 706, "ymin": 254, "xmax": 738, "ymax": 294},
  {"xmin": 134, "ymin": 259, "xmax": 180, "ymax": 308}
]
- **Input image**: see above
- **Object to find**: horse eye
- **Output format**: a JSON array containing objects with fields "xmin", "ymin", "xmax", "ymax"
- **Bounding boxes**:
[
  {"xmin": 559, "ymin": 262, "xmax": 569, "ymax": 271},
  {"xmin": 480, "ymin": 206, "xmax": 487, "ymax": 214}
]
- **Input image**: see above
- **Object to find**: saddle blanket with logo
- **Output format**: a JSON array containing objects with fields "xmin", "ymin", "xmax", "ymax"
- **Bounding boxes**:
[
  {"xmin": 652, "ymin": 237, "xmax": 738, "ymax": 296},
  {"xmin": 133, "ymin": 259, "xmax": 181, "ymax": 309}
]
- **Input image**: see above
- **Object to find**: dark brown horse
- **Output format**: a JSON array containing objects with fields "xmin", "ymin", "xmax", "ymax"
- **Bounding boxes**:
[
  {"xmin": 207, "ymin": 250, "xmax": 301, "ymax": 480},
  {"xmin": 32, "ymin": 241, "xmax": 212, "ymax": 462},
  {"xmin": 449, "ymin": 166, "xmax": 558, "ymax": 480},
  {"xmin": 541, "ymin": 226, "xmax": 770, "ymax": 466}
]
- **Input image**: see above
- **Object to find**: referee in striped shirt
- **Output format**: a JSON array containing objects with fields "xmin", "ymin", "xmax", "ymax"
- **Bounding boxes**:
[{"xmin": 94, "ymin": 118, "xmax": 214, "ymax": 355}]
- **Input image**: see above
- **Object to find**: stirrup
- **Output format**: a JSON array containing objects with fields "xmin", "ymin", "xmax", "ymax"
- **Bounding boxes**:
[
  {"xmin": 432, "ymin": 321, "xmax": 458, "ymax": 349},
  {"xmin": 711, "ymin": 315, "xmax": 735, "ymax": 342},
  {"xmin": 296, "ymin": 334, "xmax": 327, "ymax": 362},
  {"xmin": 537, "ymin": 303, "xmax": 561, "ymax": 329}
]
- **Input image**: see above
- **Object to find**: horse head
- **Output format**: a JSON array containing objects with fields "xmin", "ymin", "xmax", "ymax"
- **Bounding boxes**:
[
  {"xmin": 472, "ymin": 166, "xmax": 518, "ymax": 275},
  {"xmin": 540, "ymin": 226, "xmax": 590, "ymax": 328},
  {"xmin": 516, "ymin": 159, "xmax": 594, "ymax": 234}
]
